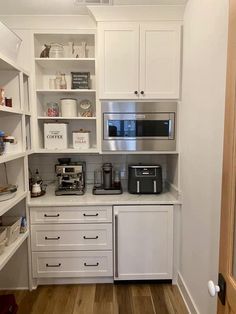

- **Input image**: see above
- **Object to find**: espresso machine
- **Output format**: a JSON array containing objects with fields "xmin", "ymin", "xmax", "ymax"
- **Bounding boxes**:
[{"xmin": 55, "ymin": 159, "xmax": 86, "ymax": 196}]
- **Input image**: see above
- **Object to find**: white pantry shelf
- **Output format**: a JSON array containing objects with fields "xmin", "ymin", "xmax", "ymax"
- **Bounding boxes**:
[
  {"xmin": 0, "ymin": 152, "xmax": 25, "ymax": 164},
  {"xmin": 36, "ymin": 148, "xmax": 99, "ymax": 154},
  {"xmin": 35, "ymin": 57, "xmax": 95, "ymax": 69},
  {"xmin": 0, "ymin": 190, "xmax": 27, "ymax": 217},
  {"xmin": 37, "ymin": 116, "xmax": 96, "ymax": 120},
  {"xmin": 0, "ymin": 106, "xmax": 23, "ymax": 115},
  {"xmin": 36, "ymin": 89, "xmax": 96, "ymax": 94},
  {"xmin": 0, "ymin": 231, "xmax": 29, "ymax": 272}
]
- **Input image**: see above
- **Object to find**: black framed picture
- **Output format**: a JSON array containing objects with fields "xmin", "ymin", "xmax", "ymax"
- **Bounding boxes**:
[{"xmin": 71, "ymin": 72, "xmax": 90, "ymax": 89}]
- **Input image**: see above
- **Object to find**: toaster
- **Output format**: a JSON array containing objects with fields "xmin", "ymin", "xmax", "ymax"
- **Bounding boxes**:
[{"xmin": 128, "ymin": 165, "xmax": 163, "ymax": 194}]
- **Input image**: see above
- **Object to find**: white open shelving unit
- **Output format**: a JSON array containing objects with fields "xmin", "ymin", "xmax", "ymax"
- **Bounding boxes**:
[
  {"xmin": 0, "ymin": 50, "xmax": 31, "ymax": 273},
  {"xmin": 33, "ymin": 31, "xmax": 99, "ymax": 153}
]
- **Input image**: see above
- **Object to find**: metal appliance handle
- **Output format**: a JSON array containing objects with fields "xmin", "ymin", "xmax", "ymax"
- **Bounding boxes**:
[
  {"xmin": 137, "ymin": 181, "xmax": 140, "ymax": 193},
  {"xmin": 153, "ymin": 180, "xmax": 157, "ymax": 193},
  {"xmin": 115, "ymin": 213, "xmax": 119, "ymax": 278}
]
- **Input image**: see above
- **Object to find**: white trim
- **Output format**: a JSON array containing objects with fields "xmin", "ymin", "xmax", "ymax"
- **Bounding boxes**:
[
  {"xmin": 0, "ymin": 286, "xmax": 29, "ymax": 290},
  {"xmin": 177, "ymin": 272, "xmax": 200, "ymax": 314}
]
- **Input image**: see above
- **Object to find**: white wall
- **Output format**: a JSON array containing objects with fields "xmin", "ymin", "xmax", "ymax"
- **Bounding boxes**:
[{"xmin": 179, "ymin": 1, "xmax": 228, "ymax": 313}]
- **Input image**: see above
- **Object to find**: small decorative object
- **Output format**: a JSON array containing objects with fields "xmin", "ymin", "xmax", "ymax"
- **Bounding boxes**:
[
  {"xmin": 0, "ymin": 130, "xmax": 5, "ymax": 155},
  {"xmin": 72, "ymin": 129, "xmax": 90, "ymax": 150},
  {"xmin": 40, "ymin": 44, "xmax": 51, "ymax": 58},
  {"xmin": 5, "ymin": 98, "xmax": 12, "ymax": 107},
  {"xmin": 55, "ymin": 72, "xmax": 62, "ymax": 89},
  {"xmin": 46, "ymin": 102, "xmax": 59, "ymax": 117},
  {"xmin": 0, "ymin": 88, "xmax": 5, "ymax": 106},
  {"xmin": 20, "ymin": 217, "xmax": 27, "ymax": 233},
  {"xmin": 71, "ymin": 72, "xmax": 90, "ymax": 89},
  {"xmin": 60, "ymin": 73, "xmax": 67, "ymax": 89},
  {"xmin": 68, "ymin": 41, "xmax": 75, "ymax": 58},
  {"xmin": 79, "ymin": 99, "xmax": 93, "ymax": 117},
  {"xmin": 44, "ymin": 123, "xmax": 68, "ymax": 149},
  {"xmin": 3, "ymin": 136, "xmax": 18, "ymax": 154},
  {"xmin": 49, "ymin": 43, "xmax": 64, "ymax": 58},
  {"xmin": 80, "ymin": 41, "xmax": 87, "ymax": 58},
  {"xmin": 60, "ymin": 98, "xmax": 77, "ymax": 117}
]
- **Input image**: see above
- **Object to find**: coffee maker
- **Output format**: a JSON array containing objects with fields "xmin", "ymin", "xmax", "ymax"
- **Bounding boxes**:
[
  {"xmin": 93, "ymin": 163, "xmax": 122, "ymax": 195},
  {"xmin": 55, "ymin": 159, "xmax": 86, "ymax": 196}
]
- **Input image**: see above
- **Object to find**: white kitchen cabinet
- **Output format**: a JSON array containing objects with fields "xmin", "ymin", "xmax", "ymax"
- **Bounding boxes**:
[
  {"xmin": 140, "ymin": 23, "xmax": 181, "ymax": 99},
  {"xmin": 113, "ymin": 205, "xmax": 173, "ymax": 280},
  {"xmin": 98, "ymin": 23, "xmax": 139, "ymax": 99},
  {"xmin": 99, "ymin": 22, "xmax": 181, "ymax": 100}
]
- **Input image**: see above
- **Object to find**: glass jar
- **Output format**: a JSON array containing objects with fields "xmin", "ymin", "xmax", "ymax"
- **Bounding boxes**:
[
  {"xmin": 60, "ymin": 73, "xmax": 67, "ymax": 89},
  {"xmin": 46, "ymin": 102, "xmax": 59, "ymax": 117},
  {"xmin": 49, "ymin": 43, "xmax": 64, "ymax": 58}
]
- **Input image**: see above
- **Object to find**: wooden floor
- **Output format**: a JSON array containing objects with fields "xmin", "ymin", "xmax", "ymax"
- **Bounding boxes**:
[{"xmin": 0, "ymin": 283, "xmax": 188, "ymax": 314}]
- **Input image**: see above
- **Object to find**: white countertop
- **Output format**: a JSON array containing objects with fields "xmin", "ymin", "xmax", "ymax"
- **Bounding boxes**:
[{"xmin": 28, "ymin": 184, "xmax": 181, "ymax": 207}]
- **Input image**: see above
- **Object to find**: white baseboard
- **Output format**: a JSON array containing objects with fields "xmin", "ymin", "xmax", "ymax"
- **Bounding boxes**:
[
  {"xmin": 33, "ymin": 276, "xmax": 113, "ymax": 288},
  {"xmin": 0, "ymin": 286, "xmax": 29, "ymax": 291},
  {"xmin": 177, "ymin": 272, "xmax": 200, "ymax": 314}
]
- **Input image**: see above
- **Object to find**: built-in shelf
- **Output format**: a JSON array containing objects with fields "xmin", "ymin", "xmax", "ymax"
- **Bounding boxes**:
[
  {"xmin": 0, "ymin": 152, "xmax": 25, "ymax": 164},
  {"xmin": 35, "ymin": 58, "xmax": 96, "ymax": 69},
  {"xmin": 0, "ymin": 231, "xmax": 29, "ymax": 272},
  {"xmin": 0, "ymin": 106, "xmax": 23, "ymax": 115},
  {"xmin": 36, "ymin": 148, "xmax": 99, "ymax": 154},
  {"xmin": 0, "ymin": 190, "xmax": 27, "ymax": 217},
  {"xmin": 36, "ymin": 89, "xmax": 96, "ymax": 94},
  {"xmin": 37, "ymin": 116, "xmax": 96, "ymax": 120}
]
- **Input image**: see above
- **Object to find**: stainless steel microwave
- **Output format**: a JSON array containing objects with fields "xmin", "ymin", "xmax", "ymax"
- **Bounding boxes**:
[{"xmin": 102, "ymin": 102, "xmax": 177, "ymax": 152}]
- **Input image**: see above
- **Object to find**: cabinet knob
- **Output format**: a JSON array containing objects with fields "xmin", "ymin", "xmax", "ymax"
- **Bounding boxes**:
[
  {"xmin": 134, "ymin": 91, "xmax": 139, "ymax": 95},
  {"xmin": 141, "ymin": 91, "xmax": 145, "ymax": 95}
]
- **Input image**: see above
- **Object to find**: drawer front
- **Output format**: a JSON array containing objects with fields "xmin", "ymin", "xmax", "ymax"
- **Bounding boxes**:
[
  {"xmin": 31, "ymin": 224, "xmax": 112, "ymax": 251},
  {"xmin": 30, "ymin": 206, "xmax": 112, "ymax": 224},
  {"xmin": 32, "ymin": 251, "xmax": 113, "ymax": 278}
]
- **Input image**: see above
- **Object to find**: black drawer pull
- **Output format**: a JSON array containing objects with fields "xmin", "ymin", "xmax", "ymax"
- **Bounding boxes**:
[
  {"xmin": 83, "ymin": 213, "xmax": 99, "ymax": 217},
  {"xmin": 84, "ymin": 262, "xmax": 99, "ymax": 267},
  {"xmin": 83, "ymin": 236, "xmax": 99, "ymax": 240},
  {"xmin": 44, "ymin": 214, "xmax": 60, "ymax": 218},
  {"xmin": 45, "ymin": 236, "xmax": 60, "ymax": 240},
  {"xmin": 46, "ymin": 263, "xmax": 61, "ymax": 267}
]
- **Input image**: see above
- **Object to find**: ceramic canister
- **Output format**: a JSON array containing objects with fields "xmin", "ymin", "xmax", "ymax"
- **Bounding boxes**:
[{"xmin": 60, "ymin": 98, "xmax": 77, "ymax": 117}]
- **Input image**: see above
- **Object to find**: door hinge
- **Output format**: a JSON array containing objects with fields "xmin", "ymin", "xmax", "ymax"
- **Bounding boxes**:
[{"xmin": 218, "ymin": 273, "xmax": 226, "ymax": 305}]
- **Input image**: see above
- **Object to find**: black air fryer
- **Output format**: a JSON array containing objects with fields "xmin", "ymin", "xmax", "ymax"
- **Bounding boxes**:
[{"xmin": 128, "ymin": 165, "xmax": 163, "ymax": 194}]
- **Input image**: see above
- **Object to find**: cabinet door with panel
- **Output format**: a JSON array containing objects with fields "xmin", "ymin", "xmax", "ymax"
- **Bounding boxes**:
[
  {"xmin": 99, "ymin": 22, "xmax": 140, "ymax": 99},
  {"xmin": 139, "ymin": 23, "xmax": 181, "ymax": 99},
  {"xmin": 114, "ymin": 205, "xmax": 173, "ymax": 280}
]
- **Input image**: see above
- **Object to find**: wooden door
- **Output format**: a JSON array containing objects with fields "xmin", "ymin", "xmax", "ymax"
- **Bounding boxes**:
[
  {"xmin": 139, "ymin": 23, "xmax": 181, "ymax": 99},
  {"xmin": 113, "ymin": 205, "xmax": 173, "ymax": 281},
  {"xmin": 98, "ymin": 22, "xmax": 139, "ymax": 99},
  {"xmin": 218, "ymin": 1, "xmax": 236, "ymax": 313}
]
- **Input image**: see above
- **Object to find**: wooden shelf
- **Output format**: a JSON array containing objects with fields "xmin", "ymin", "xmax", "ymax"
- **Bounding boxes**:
[
  {"xmin": 0, "ymin": 152, "xmax": 25, "ymax": 164},
  {"xmin": 0, "ymin": 231, "xmax": 29, "ymax": 272},
  {"xmin": 0, "ymin": 190, "xmax": 27, "ymax": 217},
  {"xmin": 0, "ymin": 106, "xmax": 23, "ymax": 115},
  {"xmin": 37, "ymin": 116, "xmax": 96, "ymax": 120},
  {"xmin": 36, "ymin": 89, "xmax": 96, "ymax": 94},
  {"xmin": 36, "ymin": 148, "xmax": 99, "ymax": 154}
]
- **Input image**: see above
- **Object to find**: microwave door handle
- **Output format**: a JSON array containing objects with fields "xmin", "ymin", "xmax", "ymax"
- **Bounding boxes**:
[
  {"xmin": 137, "ymin": 181, "xmax": 140, "ymax": 193},
  {"xmin": 169, "ymin": 113, "xmax": 175, "ymax": 139},
  {"xmin": 153, "ymin": 180, "xmax": 157, "ymax": 193}
]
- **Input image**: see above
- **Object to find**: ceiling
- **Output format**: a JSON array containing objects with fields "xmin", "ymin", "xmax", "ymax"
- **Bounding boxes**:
[{"xmin": 0, "ymin": 0, "xmax": 188, "ymax": 15}]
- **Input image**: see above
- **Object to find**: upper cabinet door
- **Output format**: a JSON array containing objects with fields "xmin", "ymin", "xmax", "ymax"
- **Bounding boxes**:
[
  {"xmin": 98, "ymin": 23, "xmax": 140, "ymax": 99},
  {"xmin": 140, "ymin": 23, "xmax": 181, "ymax": 99}
]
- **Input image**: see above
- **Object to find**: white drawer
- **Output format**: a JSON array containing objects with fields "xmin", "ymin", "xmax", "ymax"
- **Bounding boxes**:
[
  {"xmin": 31, "ymin": 224, "xmax": 112, "ymax": 251},
  {"xmin": 32, "ymin": 251, "xmax": 113, "ymax": 278},
  {"xmin": 30, "ymin": 206, "xmax": 112, "ymax": 224}
]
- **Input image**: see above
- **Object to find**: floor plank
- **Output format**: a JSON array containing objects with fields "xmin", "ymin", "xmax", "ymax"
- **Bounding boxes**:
[{"xmin": 0, "ymin": 283, "xmax": 188, "ymax": 314}]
